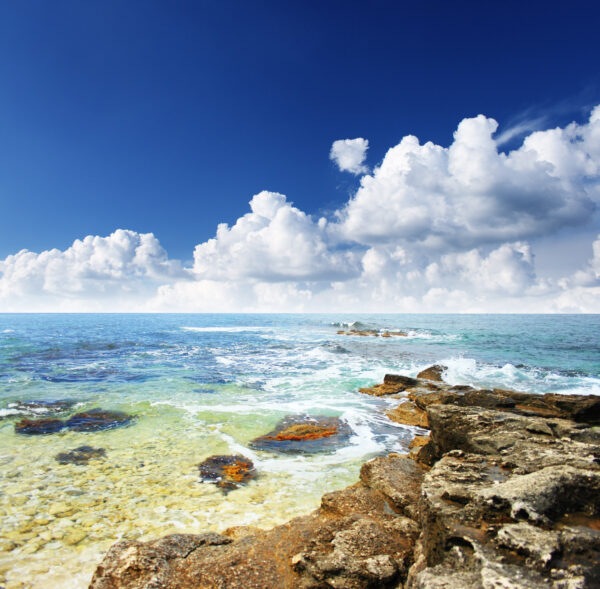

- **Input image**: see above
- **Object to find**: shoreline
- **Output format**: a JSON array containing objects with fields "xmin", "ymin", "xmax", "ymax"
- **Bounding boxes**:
[{"xmin": 89, "ymin": 370, "xmax": 600, "ymax": 588}]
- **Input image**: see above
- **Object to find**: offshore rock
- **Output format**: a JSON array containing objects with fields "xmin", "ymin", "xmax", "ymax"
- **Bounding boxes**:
[
  {"xmin": 198, "ymin": 455, "xmax": 256, "ymax": 492},
  {"xmin": 55, "ymin": 445, "xmax": 106, "ymax": 464},
  {"xmin": 66, "ymin": 408, "xmax": 135, "ymax": 432},
  {"xmin": 14, "ymin": 417, "xmax": 66, "ymax": 435},
  {"xmin": 249, "ymin": 415, "xmax": 352, "ymax": 454}
]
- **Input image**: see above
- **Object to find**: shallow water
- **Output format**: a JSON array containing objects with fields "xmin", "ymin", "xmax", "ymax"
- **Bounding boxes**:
[{"xmin": 0, "ymin": 314, "xmax": 598, "ymax": 588}]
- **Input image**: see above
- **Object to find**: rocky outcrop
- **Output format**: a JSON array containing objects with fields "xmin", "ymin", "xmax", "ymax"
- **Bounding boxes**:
[
  {"xmin": 336, "ymin": 329, "xmax": 408, "ymax": 337},
  {"xmin": 90, "ymin": 376, "xmax": 600, "ymax": 589},
  {"xmin": 415, "ymin": 365, "xmax": 446, "ymax": 382}
]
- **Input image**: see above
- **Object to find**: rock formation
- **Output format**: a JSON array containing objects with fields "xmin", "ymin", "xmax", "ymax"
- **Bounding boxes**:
[{"xmin": 89, "ymin": 370, "xmax": 600, "ymax": 588}]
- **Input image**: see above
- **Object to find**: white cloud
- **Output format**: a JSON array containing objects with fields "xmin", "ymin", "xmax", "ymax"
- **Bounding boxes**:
[
  {"xmin": 2, "ymin": 106, "xmax": 600, "ymax": 313},
  {"xmin": 192, "ymin": 190, "xmax": 360, "ymax": 282},
  {"xmin": 337, "ymin": 107, "xmax": 600, "ymax": 250},
  {"xmin": 329, "ymin": 138, "xmax": 369, "ymax": 174},
  {"xmin": 0, "ymin": 229, "xmax": 185, "ymax": 311}
]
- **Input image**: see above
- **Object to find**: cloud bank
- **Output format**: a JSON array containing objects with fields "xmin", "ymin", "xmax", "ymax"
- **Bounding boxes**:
[{"xmin": 1, "ymin": 106, "xmax": 599, "ymax": 312}]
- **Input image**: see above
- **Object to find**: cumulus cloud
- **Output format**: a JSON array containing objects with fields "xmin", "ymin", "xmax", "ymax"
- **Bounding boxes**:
[
  {"xmin": 2, "ymin": 106, "xmax": 600, "ymax": 312},
  {"xmin": 192, "ymin": 190, "xmax": 360, "ymax": 282},
  {"xmin": 329, "ymin": 138, "xmax": 369, "ymax": 174},
  {"xmin": 0, "ymin": 229, "xmax": 185, "ymax": 311},
  {"xmin": 337, "ymin": 106, "xmax": 600, "ymax": 251}
]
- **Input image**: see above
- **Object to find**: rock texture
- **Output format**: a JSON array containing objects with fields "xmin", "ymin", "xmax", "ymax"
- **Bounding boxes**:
[
  {"xmin": 90, "ymin": 373, "xmax": 600, "ymax": 589},
  {"xmin": 198, "ymin": 455, "xmax": 256, "ymax": 492},
  {"xmin": 249, "ymin": 415, "xmax": 353, "ymax": 454}
]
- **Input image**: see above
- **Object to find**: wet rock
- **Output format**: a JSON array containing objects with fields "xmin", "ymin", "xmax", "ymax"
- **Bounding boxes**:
[
  {"xmin": 250, "ymin": 415, "xmax": 352, "ymax": 453},
  {"xmin": 55, "ymin": 445, "xmax": 106, "ymax": 465},
  {"xmin": 416, "ymin": 365, "xmax": 447, "ymax": 382},
  {"xmin": 66, "ymin": 408, "xmax": 135, "ymax": 432},
  {"xmin": 14, "ymin": 417, "xmax": 66, "ymax": 435},
  {"xmin": 198, "ymin": 454, "xmax": 256, "ymax": 492},
  {"xmin": 386, "ymin": 400, "xmax": 429, "ymax": 428},
  {"xmin": 360, "ymin": 374, "xmax": 420, "ymax": 397}
]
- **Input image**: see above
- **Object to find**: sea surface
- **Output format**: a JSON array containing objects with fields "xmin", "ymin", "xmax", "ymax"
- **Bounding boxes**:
[{"xmin": 1, "ymin": 314, "xmax": 599, "ymax": 588}]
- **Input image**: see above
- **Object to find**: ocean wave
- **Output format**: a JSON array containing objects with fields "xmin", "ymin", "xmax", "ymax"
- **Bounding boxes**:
[
  {"xmin": 440, "ymin": 356, "xmax": 600, "ymax": 396},
  {"xmin": 181, "ymin": 326, "xmax": 272, "ymax": 333}
]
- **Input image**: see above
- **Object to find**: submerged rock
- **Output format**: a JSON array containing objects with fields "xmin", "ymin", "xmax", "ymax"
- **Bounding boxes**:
[
  {"xmin": 55, "ymin": 445, "xmax": 106, "ymax": 464},
  {"xmin": 198, "ymin": 455, "xmax": 256, "ymax": 492},
  {"xmin": 65, "ymin": 408, "xmax": 135, "ymax": 432},
  {"xmin": 15, "ymin": 417, "xmax": 66, "ymax": 435},
  {"xmin": 249, "ymin": 415, "xmax": 352, "ymax": 453}
]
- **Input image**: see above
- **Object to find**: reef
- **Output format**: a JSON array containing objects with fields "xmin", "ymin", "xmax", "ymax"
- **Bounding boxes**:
[{"xmin": 89, "ymin": 371, "xmax": 600, "ymax": 589}]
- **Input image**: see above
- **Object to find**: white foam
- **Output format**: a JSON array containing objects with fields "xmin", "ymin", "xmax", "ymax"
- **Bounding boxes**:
[
  {"xmin": 2, "ymin": 329, "xmax": 14, "ymax": 333},
  {"xmin": 181, "ymin": 326, "xmax": 271, "ymax": 333}
]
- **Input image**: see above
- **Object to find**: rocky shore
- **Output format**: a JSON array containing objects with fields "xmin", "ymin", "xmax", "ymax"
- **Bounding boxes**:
[{"xmin": 89, "ymin": 370, "xmax": 600, "ymax": 589}]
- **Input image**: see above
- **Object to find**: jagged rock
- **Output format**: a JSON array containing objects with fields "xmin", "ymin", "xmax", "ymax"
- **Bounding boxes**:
[
  {"xmin": 416, "ymin": 365, "xmax": 447, "ymax": 382},
  {"xmin": 90, "ymin": 382, "xmax": 600, "ymax": 589},
  {"xmin": 360, "ymin": 455, "xmax": 424, "ymax": 519},
  {"xmin": 66, "ymin": 408, "xmax": 135, "ymax": 432},
  {"xmin": 386, "ymin": 401, "xmax": 429, "ymax": 428},
  {"xmin": 15, "ymin": 417, "xmax": 66, "ymax": 435},
  {"xmin": 360, "ymin": 374, "xmax": 421, "ymax": 397},
  {"xmin": 198, "ymin": 455, "xmax": 256, "ymax": 492},
  {"xmin": 249, "ymin": 415, "xmax": 352, "ymax": 453},
  {"xmin": 55, "ymin": 445, "xmax": 106, "ymax": 464}
]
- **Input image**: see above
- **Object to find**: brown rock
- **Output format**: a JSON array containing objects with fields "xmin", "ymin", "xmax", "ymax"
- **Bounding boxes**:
[
  {"xmin": 386, "ymin": 401, "xmax": 429, "ymax": 428},
  {"xmin": 416, "ymin": 365, "xmax": 447, "ymax": 382},
  {"xmin": 249, "ymin": 415, "xmax": 352, "ymax": 453}
]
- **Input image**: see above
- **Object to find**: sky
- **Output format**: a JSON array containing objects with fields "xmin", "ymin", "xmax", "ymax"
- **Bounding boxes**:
[{"xmin": 1, "ymin": 0, "xmax": 600, "ymax": 312}]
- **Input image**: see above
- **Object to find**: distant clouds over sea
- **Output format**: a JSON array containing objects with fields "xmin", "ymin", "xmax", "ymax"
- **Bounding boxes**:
[{"xmin": 1, "ymin": 106, "xmax": 599, "ymax": 313}]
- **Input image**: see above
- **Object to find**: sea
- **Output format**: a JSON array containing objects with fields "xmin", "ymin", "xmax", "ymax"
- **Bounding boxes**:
[{"xmin": 0, "ymin": 313, "xmax": 599, "ymax": 588}]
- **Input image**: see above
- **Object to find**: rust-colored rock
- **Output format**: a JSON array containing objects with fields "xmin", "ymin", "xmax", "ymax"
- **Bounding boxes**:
[
  {"xmin": 250, "ymin": 415, "xmax": 352, "ymax": 453},
  {"xmin": 198, "ymin": 455, "xmax": 256, "ymax": 492},
  {"xmin": 416, "ymin": 365, "xmax": 447, "ymax": 382},
  {"xmin": 386, "ymin": 401, "xmax": 429, "ymax": 428}
]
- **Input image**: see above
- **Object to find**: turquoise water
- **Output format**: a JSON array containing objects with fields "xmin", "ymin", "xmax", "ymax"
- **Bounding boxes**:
[{"xmin": 0, "ymin": 314, "xmax": 599, "ymax": 588}]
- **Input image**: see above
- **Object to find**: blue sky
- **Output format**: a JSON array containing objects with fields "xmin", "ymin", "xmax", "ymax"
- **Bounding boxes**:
[{"xmin": 1, "ymin": 1, "xmax": 599, "ymax": 312}]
